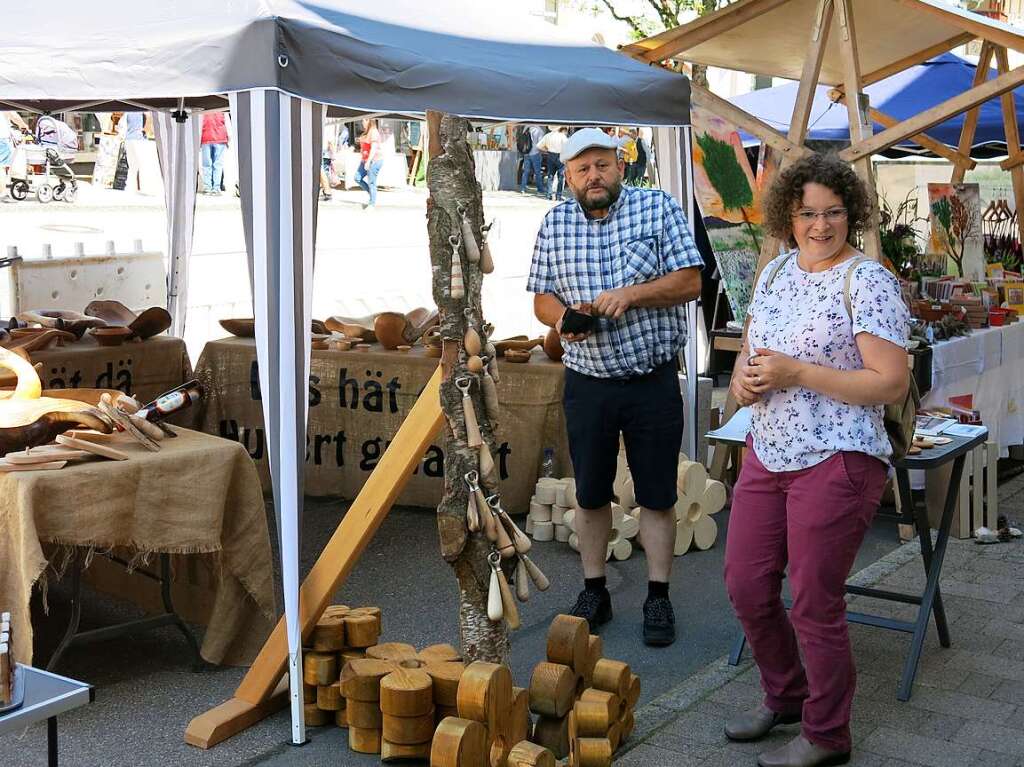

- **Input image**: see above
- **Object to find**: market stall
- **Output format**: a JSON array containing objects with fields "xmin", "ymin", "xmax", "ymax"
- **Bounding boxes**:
[
  {"xmin": 192, "ymin": 337, "xmax": 571, "ymax": 511},
  {"xmin": 2, "ymin": 0, "xmax": 695, "ymax": 747}
]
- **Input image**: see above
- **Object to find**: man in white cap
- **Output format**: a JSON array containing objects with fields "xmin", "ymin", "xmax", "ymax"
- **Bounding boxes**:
[{"xmin": 526, "ymin": 128, "xmax": 702, "ymax": 646}]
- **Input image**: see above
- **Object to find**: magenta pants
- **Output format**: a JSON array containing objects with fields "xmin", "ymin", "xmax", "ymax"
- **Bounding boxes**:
[{"xmin": 724, "ymin": 442, "xmax": 887, "ymax": 752}]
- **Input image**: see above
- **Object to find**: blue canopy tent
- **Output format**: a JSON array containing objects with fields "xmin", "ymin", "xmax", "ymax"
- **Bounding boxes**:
[{"xmin": 729, "ymin": 53, "xmax": 1018, "ymax": 156}]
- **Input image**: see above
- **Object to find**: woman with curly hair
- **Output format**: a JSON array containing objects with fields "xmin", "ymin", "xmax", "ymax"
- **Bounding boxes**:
[{"xmin": 722, "ymin": 153, "xmax": 910, "ymax": 767}]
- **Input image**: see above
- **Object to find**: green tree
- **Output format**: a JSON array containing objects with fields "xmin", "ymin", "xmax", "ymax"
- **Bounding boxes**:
[{"xmin": 696, "ymin": 132, "xmax": 760, "ymax": 252}]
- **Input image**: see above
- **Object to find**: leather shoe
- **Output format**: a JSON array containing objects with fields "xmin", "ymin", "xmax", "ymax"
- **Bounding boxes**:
[
  {"xmin": 757, "ymin": 735, "xmax": 850, "ymax": 767},
  {"xmin": 725, "ymin": 704, "xmax": 800, "ymax": 742}
]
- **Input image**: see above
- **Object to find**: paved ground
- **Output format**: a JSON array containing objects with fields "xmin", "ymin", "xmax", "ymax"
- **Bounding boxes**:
[{"xmin": 619, "ymin": 471, "xmax": 1024, "ymax": 767}]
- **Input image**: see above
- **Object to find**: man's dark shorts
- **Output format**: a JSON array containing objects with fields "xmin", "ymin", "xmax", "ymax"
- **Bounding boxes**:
[{"xmin": 563, "ymin": 361, "xmax": 683, "ymax": 511}]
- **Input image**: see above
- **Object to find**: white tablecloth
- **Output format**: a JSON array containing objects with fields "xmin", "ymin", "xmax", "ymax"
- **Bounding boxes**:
[{"xmin": 923, "ymin": 322, "xmax": 1024, "ymax": 455}]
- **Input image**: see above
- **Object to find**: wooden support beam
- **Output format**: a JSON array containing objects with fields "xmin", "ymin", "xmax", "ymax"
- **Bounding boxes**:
[
  {"xmin": 836, "ymin": 0, "xmax": 882, "ymax": 261},
  {"xmin": 861, "ymin": 33, "xmax": 976, "ymax": 87},
  {"xmin": 841, "ymin": 62, "xmax": 1024, "ymax": 163},
  {"xmin": 895, "ymin": 0, "xmax": 1024, "ymax": 54},
  {"xmin": 689, "ymin": 84, "xmax": 812, "ymax": 161},
  {"xmin": 952, "ymin": 42, "xmax": 994, "ymax": 184},
  {"xmin": 185, "ymin": 367, "xmax": 446, "ymax": 747},
  {"xmin": 634, "ymin": 0, "xmax": 790, "ymax": 63},
  {"xmin": 827, "ymin": 89, "xmax": 976, "ymax": 168},
  {"xmin": 1000, "ymin": 153, "xmax": 1024, "ymax": 171},
  {"xmin": 184, "ymin": 679, "xmax": 289, "ymax": 749},
  {"xmin": 994, "ymin": 45, "xmax": 1024, "ymax": 245}
]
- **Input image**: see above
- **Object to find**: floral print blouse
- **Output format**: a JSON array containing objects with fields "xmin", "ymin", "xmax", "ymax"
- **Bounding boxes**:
[{"xmin": 746, "ymin": 251, "xmax": 911, "ymax": 472}]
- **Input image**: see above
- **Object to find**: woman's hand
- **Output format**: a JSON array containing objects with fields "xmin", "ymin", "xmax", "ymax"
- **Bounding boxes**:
[
  {"xmin": 730, "ymin": 372, "xmax": 760, "ymax": 407},
  {"xmin": 746, "ymin": 348, "xmax": 804, "ymax": 393}
]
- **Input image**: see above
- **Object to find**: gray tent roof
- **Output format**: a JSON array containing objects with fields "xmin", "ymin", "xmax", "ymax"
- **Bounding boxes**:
[{"xmin": 0, "ymin": 0, "xmax": 689, "ymax": 126}]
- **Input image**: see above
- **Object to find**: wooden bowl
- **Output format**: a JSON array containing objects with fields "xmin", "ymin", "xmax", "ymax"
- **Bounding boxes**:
[
  {"xmin": 219, "ymin": 318, "xmax": 256, "ymax": 337},
  {"xmin": 495, "ymin": 337, "xmax": 543, "ymax": 356},
  {"xmin": 129, "ymin": 307, "xmax": 172, "ymax": 339},
  {"xmin": 90, "ymin": 326, "xmax": 134, "ymax": 347},
  {"xmin": 504, "ymin": 349, "xmax": 532, "ymax": 363},
  {"xmin": 543, "ymin": 327, "xmax": 564, "ymax": 362}
]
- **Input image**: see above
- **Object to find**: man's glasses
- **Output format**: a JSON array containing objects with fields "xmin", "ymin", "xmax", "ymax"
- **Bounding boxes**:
[{"xmin": 791, "ymin": 207, "xmax": 848, "ymax": 223}]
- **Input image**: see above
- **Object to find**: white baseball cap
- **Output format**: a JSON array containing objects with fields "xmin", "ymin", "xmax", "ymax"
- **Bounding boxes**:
[{"xmin": 560, "ymin": 128, "xmax": 618, "ymax": 163}]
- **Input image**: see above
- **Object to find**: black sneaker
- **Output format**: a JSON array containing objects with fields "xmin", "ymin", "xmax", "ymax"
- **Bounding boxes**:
[
  {"xmin": 643, "ymin": 596, "xmax": 676, "ymax": 647},
  {"xmin": 569, "ymin": 588, "xmax": 612, "ymax": 629}
]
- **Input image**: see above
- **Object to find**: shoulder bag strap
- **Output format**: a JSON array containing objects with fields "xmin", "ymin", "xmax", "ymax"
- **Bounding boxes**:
[{"xmin": 841, "ymin": 255, "xmax": 871, "ymax": 320}]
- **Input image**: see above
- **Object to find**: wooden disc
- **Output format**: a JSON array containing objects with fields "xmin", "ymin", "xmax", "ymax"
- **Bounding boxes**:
[
  {"xmin": 702, "ymin": 479, "xmax": 728, "ymax": 515},
  {"xmin": 607, "ymin": 720, "xmax": 622, "ymax": 753},
  {"xmin": 456, "ymin": 661, "xmax": 513, "ymax": 733},
  {"xmin": 430, "ymin": 717, "xmax": 487, "ymax": 767},
  {"xmin": 677, "ymin": 459, "xmax": 708, "ymax": 499},
  {"xmin": 611, "ymin": 538, "xmax": 632, "ymax": 561},
  {"xmin": 382, "ymin": 709, "xmax": 436, "ymax": 745},
  {"xmin": 303, "ymin": 702, "xmax": 331, "ymax": 726},
  {"xmin": 573, "ymin": 699, "xmax": 615, "ymax": 738},
  {"xmin": 673, "ymin": 520, "xmax": 694, "ymax": 557},
  {"xmin": 621, "ymin": 710, "xmax": 634, "ymax": 740},
  {"xmin": 380, "ymin": 668, "xmax": 434, "ymax": 717},
  {"xmin": 341, "ymin": 658, "xmax": 396, "ymax": 701},
  {"xmin": 546, "ymin": 615, "xmax": 589, "ymax": 674},
  {"xmin": 528, "ymin": 662, "xmax": 576, "ymax": 718},
  {"xmin": 577, "ymin": 737, "xmax": 613, "ymax": 767},
  {"xmin": 627, "ymin": 674, "xmax": 641, "ymax": 708},
  {"xmin": 584, "ymin": 635, "xmax": 602, "ymax": 687},
  {"xmin": 425, "ymin": 662, "xmax": 465, "ymax": 707},
  {"xmin": 345, "ymin": 613, "xmax": 381, "ymax": 648},
  {"xmin": 418, "ymin": 643, "xmax": 462, "ymax": 663},
  {"xmin": 692, "ymin": 514, "xmax": 718, "ymax": 551},
  {"xmin": 316, "ymin": 681, "xmax": 344, "ymax": 711},
  {"xmin": 349, "ymin": 726, "xmax": 382, "ymax": 754},
  {"xmin": 341, "ymin": 649, "xmax": 366, "ymax": 665},
  {"xmin": 311, "ymin": 606, "xmax": 348, "ymax": 651},
  {"xmin": 532, "ymin": 521, "xmax": 554, "ymax": 541},
  {"xmin": 509, "ymin": 686, "xmax": 531, "ymax": 747},
  {"xmin": 591, "ymin": 660, "xmax": 630, "ymax": 701},
  {"xmin": 580, "ymin": 689, "xmax": 621, "ymax": 725},
  {"xmin": 334, "ymin": 707, "xmax": 348, "ymax": 728},
  {"xmin": 367, "ymin": 642, "xmax": 418, "ymax": 662},
  {"xmin": 531, "ymin": 715, "xmax": 570, "ymax": 760},
  {"xmin": 303, "ymin": 683, "xmax": 317, "ymax": 704},
  {"xmin": 302, "ymin": 651, "xmax": 338, "ymax": 687},
  {"xmin": 347, "ymin": 698, "xmax": 384, "ymax": 729},
  {"xmin": 507, "ymin": 740, "xmax": 555, "ymax": 767},
  {"xmin": 381, "ymin": 739, "xmax": 432, "ymax": 762}
]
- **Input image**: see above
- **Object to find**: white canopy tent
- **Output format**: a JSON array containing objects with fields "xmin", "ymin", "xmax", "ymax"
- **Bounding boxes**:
[{"xmin": 1, "ymin": 0, "xmax": 697, "ymax": 743}]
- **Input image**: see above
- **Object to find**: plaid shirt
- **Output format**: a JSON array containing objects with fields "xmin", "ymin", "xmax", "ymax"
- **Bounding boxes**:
[{"xmin": 526, "ymin": 186, "xmax": 703, "ymax": 378}]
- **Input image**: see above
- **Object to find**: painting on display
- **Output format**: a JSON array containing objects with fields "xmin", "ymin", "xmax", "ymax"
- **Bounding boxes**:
[
  {"xmin": 691, "ymin": 105, "xmax": 767, "ymax": 321},
  {"xmin": 927, "ymin": 183, "xmax": 985, "ymax": 280}
]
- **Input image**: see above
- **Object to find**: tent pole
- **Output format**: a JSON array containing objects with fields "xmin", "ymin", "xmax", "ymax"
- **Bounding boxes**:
[
  {"xmin": 836, "ymin": 0, "xmax": 882, "ymax": 261},
  {"xmin": 953, "ymin": 41, "xmax": 994, "ymax": 184},
  {"xmin": 993, "ymin": 45, "xmax": 1024, "ymax": 246}
]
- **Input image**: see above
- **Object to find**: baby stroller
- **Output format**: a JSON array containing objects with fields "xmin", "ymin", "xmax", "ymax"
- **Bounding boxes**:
[{"xmin": 8, "ymin": 115, "xmax": 80, "ymax": 203}]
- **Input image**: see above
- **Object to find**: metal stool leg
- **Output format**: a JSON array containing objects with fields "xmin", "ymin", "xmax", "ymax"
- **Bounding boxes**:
[{"xmin": 729, "ymin": 632, "xmax": 747, "ymax": 666}]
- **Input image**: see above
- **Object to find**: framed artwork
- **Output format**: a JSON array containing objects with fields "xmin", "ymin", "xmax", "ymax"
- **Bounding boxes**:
[
  {"xmin": 1004, "ymin": 281, "xmax": 1024, "ymax": 313},
  {"xmin": 927, "ymin": 183, "xmax": 985, "ymax": 280}
]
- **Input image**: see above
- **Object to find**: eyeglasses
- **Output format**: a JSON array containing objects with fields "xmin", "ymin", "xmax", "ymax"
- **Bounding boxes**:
[{"xmin": 792, "ymin": 208, "xmax": 848, "ymax": 223}]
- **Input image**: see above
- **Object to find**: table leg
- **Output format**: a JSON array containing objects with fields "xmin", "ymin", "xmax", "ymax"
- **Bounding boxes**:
[
  {"xmin": 728, "ymin": 632, "xmax": 747, "ymax": 666},
  {"xmin": 46, "ymin": 550, "xmax": 83, "ymax": 672},
  {"xmin": 48, "ymin": 716, "xmax": 58, "ymax": 767},
  {"xmin": 897, "ymin": 456, "xmax": 964, "ymax": 701},
  {"xmin": 895, "ymin": 469, "xmax": 951, "ymax": 647},
  {"xmin": 159, "ymin": 554, "xmax": 205, "ymax": 671}
]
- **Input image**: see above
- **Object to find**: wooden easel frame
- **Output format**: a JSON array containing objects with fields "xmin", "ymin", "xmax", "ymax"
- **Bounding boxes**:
[{"xmin": 624, "ymin": 0, "xmax": 1024, "ymax": 480}]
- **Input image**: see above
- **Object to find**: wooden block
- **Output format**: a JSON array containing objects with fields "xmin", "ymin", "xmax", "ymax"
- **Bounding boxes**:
[
  {"xmin": 692, "ymin": 514, "xmax": 718, "ymax": 551},
  {"xmin": 573, "ymin": 698, "xmax": 615, "ymax": 737},
  {"xmin": 344, "ymin": 613, "xmax": 381, "ymax": 648},
  {"xmin": 430, "ymin": 717, "xmax": 487, "ymax": 767},
  {"xmin": 617, "ymin": 478, "xmax": 636, "ymax": 509},
  {"xmin": 425, "ymin": 662, "xmax": 465, "ymax": 707},
  {"xmin": 591, "ymin": 660, "xmax": 630, "ymax": 703},
  {"xmin": 456, "ymin": 661, "xmax": 513, "ymax": 735},
  {"xmin": 532, "ymin": 521, "xmax": 554, "ymax": 542},
  {"xmin": 534, "ymin": 479, "xmax": 560, "ymax": 505},
  {"xmin": 367, "ymin": 642, "xmax": 418, "ymax": 662},
  {"xmin": 563, "ymin": 509, "xmax": 576, "ymax": 533},
  {"xmin": 584, "ymin": 635, "xmax": 602, "ymax": 687},
  {"xmin": 347, "ymin": 698, "xmax": 384, "ymax": 729},
  {"xmin": 341, "ymin": 658, "xmax": 396, "ymax": 701},
  {"xmin": 611, "ymin": 538, "xmax": 632, "ymax": 561},
  {"xmin": 303, "ymin": 702, "xmax": 332, "ymax": 726},
  {"xmin": 335, "ymin": 707, "xmax": 348, "ymax": 728},
  {"xmin": 579, "ymin": 689, "xmax": 620, "ymax": 724},
  {"xmin": 528, "ymin": 662, "xmax": 577, "ymax": 718},
  {"xmin": 702, "ymin": 479, "xmax": 727, "ymax": 515},
  {"xmin": 673, "ymin": 520, "xmax": 694, "ymax": 556},
  {"xmin": 381, "ymin": 739, "xmax": 432, "ymax": 762},
  {"xmin": 316, "ymin": 681, "xmax": 343, "ymax": 711},
  {"xmin": 507, "ymin": 740, "xmax": 555, "ymax": 767},
  {"xmin": 614, "ymin": 513, "xmax": 639, "ymax": 539},
  {"xmin": 349, "ymin": 726, "xmax": 382, "ymax": 754},
  {"xmin": 531, "ymin": 715, "xmax": 569, "ymax": 759},
  {"xmin": 303, "ymin": 683, "xmax": 317, "ymax": 704},
  {"xmin": 529, "ymin": 502, "xmax": 552, "ymax": 523},
  {"xmin": 627, "ymin": 674, "xmax": 640, "ymax": 708},
  {"xmin": 418, "ymin": 643, "xmax": 462, "ymax": 664},
  {"xmin": 553, "ymin": 524, "xmax": 570, "ymax": 543},
  {"xmin": 550, "ymin": 505, "xmax": 568, "ymax": 525},
  {"xmin": 509, "ymin": 686, "xmax": 531, "ymax": 748},
  {"xmin": 380, "ymin": 667, "xmax": 434, "ymax": 717},
  {"xmin": 382, "ymin": 709, "xmax": 436, "ymax": 745},
  {"xmin": 577, "ymin": 736, "xmax": 612, "ymax": 767},
  {"xmin": 677, "ymin": 460, "xmax": 708, "ymax": 499},
  {"xmin": 302, "ymin": 651, "xmax": 338, "ymax": 687},
  {"xmin": 607, "ymin": 720, "xmax": 622, "ymax": 752},
  {"xmin": 621, "ymin": 710, "xmax": 634, "ymax": 741},
  {"xmin": 340, "ymin": 648, "xmax": 366, "ymax": 665},
  {"xmin": 546, "ymin": 615, "xmax": 588, "ymax": 675},
  {"xmin": 310, "ymin": 605, "xmax": 348, "ymax": 651}
]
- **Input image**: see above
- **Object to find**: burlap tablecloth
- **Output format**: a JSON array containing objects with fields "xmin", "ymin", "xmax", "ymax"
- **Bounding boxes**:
[
  {"xmin": 0, "ymin": 427, "xmax": 276, "ymax": 667},
  {"xmin": 192, "ymin": 338, "xmax": 571, "ymax": 511},
  {"xmin": 27, "ymin": 334, "xmax": 193, "ymax": 404}
]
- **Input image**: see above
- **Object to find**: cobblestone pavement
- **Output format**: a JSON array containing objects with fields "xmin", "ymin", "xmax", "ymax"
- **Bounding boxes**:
[{"xmin": 619, "ymin": 472, "xmax": 1024, "ymax": 767}]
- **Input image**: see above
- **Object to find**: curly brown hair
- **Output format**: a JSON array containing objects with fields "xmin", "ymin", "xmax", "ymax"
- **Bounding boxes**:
[{"xmin": 762, "ymin": 153, "xmax": 872, "ymax": 246}]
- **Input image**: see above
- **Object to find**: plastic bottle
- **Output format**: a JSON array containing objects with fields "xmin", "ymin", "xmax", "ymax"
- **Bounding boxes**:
[{"xmin": 540, "ymin": 447, "xmax": 555, "ymax": 479}]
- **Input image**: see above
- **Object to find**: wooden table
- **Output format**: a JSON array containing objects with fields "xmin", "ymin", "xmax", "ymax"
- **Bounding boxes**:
[{"xmin": 191, "ymin": 337, "xmax": 571, "ymax": 511}]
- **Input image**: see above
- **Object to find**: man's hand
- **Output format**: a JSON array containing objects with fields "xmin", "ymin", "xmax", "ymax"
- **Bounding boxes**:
[
  {"xmin": 557, "ymin": 303, "xmax": 594, "ymax": 343},
  {"xmin": 591, "ymin": 287, "xmax": 634, "ymax": 320}
]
